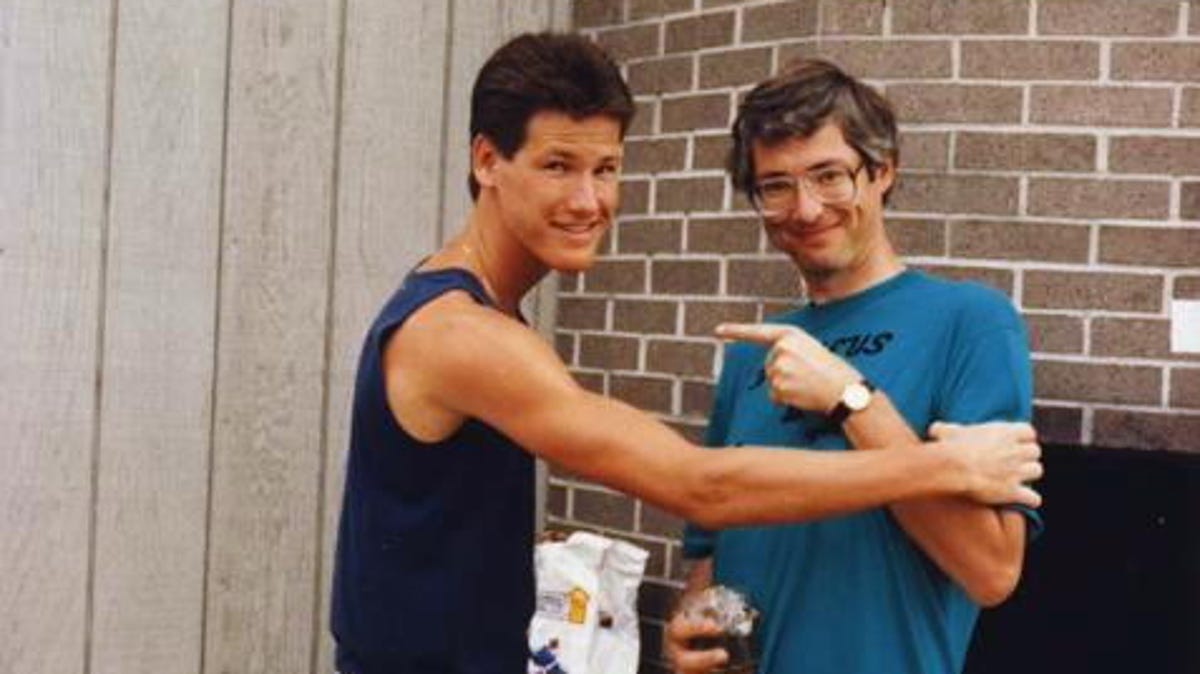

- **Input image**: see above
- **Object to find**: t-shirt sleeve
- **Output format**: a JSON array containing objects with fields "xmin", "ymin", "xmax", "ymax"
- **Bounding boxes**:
[{"xmin": 937, "ymin": 293, "xmax": 1044, "ymax": 539}]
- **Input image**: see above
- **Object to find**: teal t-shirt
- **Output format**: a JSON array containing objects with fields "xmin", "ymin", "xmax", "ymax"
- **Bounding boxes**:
[{"xmin": 684, "ymin": 269, "xmax": 1042, "ymax": 674}]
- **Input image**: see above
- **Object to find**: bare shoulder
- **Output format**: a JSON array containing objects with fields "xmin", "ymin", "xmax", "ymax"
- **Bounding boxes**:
[{"xmin": 385, "ymin": 290, "xmax": 578, "ymax": 438}]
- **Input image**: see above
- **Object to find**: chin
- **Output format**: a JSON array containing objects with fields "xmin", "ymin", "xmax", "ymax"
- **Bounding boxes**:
[{"xmin": 542, "ymin": 248, "xmax": 600, "ymax": 273}]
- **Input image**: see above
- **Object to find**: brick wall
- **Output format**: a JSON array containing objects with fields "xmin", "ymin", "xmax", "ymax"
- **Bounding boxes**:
[{"xmin": 553, "ymin": 1, "xmax": 1200, "ymax": 670}]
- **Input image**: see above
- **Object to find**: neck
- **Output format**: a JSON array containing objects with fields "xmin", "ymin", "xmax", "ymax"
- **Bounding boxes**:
[
  {"xmin": 433, "ymin": 205, "xmax": 547, "ymax": 316},
  {"xmin": 804, "ymin": 248, "xmax": 905, "ymax": 305}
]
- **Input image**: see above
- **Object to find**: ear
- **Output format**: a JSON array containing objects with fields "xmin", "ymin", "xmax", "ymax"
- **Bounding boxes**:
[
  {"xmin": 471, "ymin": 134, "xmax": 501, "ymax": 190},
  {"xmin": 871, "ymin": 158, "xmax": 896, "ymax": 194}
]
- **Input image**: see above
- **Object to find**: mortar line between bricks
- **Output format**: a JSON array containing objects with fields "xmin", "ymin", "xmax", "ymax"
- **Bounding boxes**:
[{"xmin": 1033, "ymin": 354, "xmax": 1199, "ymax": 368}]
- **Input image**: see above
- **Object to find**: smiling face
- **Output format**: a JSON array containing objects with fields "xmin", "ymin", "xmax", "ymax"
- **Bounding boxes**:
[
  {"xmin": 752, "ymin": 122, "xmax": 896, "ymax": 292},
  {"xmin": 475, "ymin": 111, "xmax": 623, "ymax": 273}
]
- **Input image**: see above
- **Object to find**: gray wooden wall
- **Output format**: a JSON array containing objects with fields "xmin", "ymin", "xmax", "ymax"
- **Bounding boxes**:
[{"xmin": 0, "ymin": 2, "xmax": 566, "ymax": 673}]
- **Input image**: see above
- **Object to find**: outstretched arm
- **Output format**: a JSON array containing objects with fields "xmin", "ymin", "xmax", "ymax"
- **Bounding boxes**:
[{"xmin": 390, "ymin": 295, "xmax": 1041, "ymax": 530}]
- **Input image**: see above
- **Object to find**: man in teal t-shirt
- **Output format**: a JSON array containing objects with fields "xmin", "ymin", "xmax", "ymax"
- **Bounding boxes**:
[{"xmin": 666, "ymin": 60, "xmax": 1041, "ymax": 674}]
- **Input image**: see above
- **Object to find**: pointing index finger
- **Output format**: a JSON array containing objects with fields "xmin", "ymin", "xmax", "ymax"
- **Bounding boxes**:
[{"xmin": 714, "ymin": 322, "xmax": 793, "ymax": 345}]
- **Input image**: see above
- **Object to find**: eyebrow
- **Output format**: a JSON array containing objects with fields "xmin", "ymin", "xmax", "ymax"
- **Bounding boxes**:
[
  {"xmin": 538, "ymin": 146, "xmax": 624, "ymax": 163},
  {"xmin": 758, "ymin": 158, "xmax": 851, "ymax": 178}
]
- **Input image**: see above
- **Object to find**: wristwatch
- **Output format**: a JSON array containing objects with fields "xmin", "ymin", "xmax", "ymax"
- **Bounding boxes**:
[{"xmin": 827, "ymin": 379, "xmax": 876, "ymax": 425}]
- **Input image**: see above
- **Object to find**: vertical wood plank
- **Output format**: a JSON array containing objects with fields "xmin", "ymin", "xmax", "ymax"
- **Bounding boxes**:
[
  {"xmin": 202, "ymin": 2, "xmax": 341, "ymax": 673},
  {"xmin": 0, "ymin": 2, "xmax": 113, "ymax": 673},
  {"xmin": 314, "ymin": 1, "xmax": 450, "ymax": 670},
  {"xmin": 0, "ymin": 3, "xmax": 113, "ymax": 673},
  {"xmin": 88, "ymin": 2, "xmax": 228, "ymax": 673},
  {"xmin": 438, "ymin": 0, "xmax": 559, "ymax": 244}
]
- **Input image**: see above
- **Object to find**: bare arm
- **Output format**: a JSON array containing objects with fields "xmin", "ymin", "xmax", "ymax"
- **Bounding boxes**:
[
  {"xmin": 390, "ymin": 296, "xmax": 1040, "ymax": 529},
  {"xmin": 720, "ymin": 321, "xmax": 1036, "ymax": 606}
]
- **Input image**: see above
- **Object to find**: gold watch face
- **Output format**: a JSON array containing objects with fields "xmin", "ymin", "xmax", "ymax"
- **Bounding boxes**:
[{"xmin": 843, "ymin": 383, "xmax": 872, "ymax": 411}]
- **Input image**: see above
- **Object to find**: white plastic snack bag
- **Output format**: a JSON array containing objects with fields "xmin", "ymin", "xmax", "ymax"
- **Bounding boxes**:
[{"xmin": 528, "ymin": 531, "xmax": 649, "ymax": 674}]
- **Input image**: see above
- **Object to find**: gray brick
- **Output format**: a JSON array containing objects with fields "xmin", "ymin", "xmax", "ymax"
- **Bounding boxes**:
[
  {"xmin": 646, "ymin": 339, "xmax": 716, "ymax": 376},
  {"xmin": 666, "ymin": 12, "xmax": 735, "ymax": 53},
  {"xmin": 630, "ymin": 0, "xmax": 693, "ymax": 21},
  {"xmin": 1113, "ymin": 43, "xmax": 1200, "ymax": 81},
  {"xmin": 950, "ymin": 220, "xmax": 1090, "ymax": 263},
  {"xmin": 684, "ymin": 300, "xmax": 759, "ymax": 336},
  {"xmin": 596, "ymin": 23, "xmax": 661, "ymax": 61},
  {"xmin": 1024, "ymin": 313, "xmax": 1084, "ymax": 354},
  {"xmin": 617, "ymin": 217, "xmax": 683, "ymax": 254},
  {"xmin": 1027, "ymin": 178, "xmax": 1169, "ymax": 220},
  {"xmin": 655, "ymin": 176, "xmax": 726, "ymax": 213},
  {"xmin": 898, "ymin": 131, "xmax": 950, "ymax": 170},
  {"xmin": 692, "ymin": 134, "xmax": 732, "ymax": 171},
  {"xmin": 1031, "ymin": 85, "xmax": 1174, "ymax": 127},
  {"xmin": 681, "ymin": 380, "xmax": 716, "ymax": 417},
  {"xmin": 1183, "ymin": 88, "xmax": 1200, "ymax": 128},
  {"xmin": 888, "ymin": 216, "xmax": 946, "ymax": 257},
  {"xmin": 583, "ymin": 259, "xmax": 646, "ymax": 293},
  {"xmin": 661, "ymin": 93, "xmax": 731, "ymax": 132},
  {"xmin": 624, "ymin": 138, "xmax": 689, "ymax": 175},
  {"xmin": 780, "ymin": 40, "xmax": 952, "ymax": 79},
  {"xmin": 1024, "ymin": 270, "xmax": 1162, "ymax": 312},
  {"xmin": 1109, "ymin": 137, "xmax": 1200, "ymax": 176},
  {"xmin": 699, "ymin": 47, "xmax": 773, "ymax": 89},
  {"xmin": 888, "ymin": 84, "xmax": 1023, "ymax": 124},
  {"xmin": 727, "ymin": 258, "xmax": 801, "ymax": 298},
  {"xmin": 742, "ymin": 1, "xmax": 819, "ymax": 42},
  {"xmin": 818, "ymin": 0, "xmax": 886, "ymax": 35},
  {"xmin": 893, "ymin": 0, "xmax": 1029, "ymax": 35},
  {"xmin": 1171, "ymin": 368, "xmax": 1200, "ymax": 409},
  {"xmin": 1092, "ymin": 317, "xmax": 1200, "ymax": 362},
  {"xmin": 1092, "ymin": 410, "xmax": 1200, "ymax": 453},
  {"xmin": 1038, "ymin": 0, "xmax": 1179, "ymax": 36},
  {"xmin": 891, "ymin": 173, "xmax": 1019, "ymax": 215},
  {"xmin": 961, "ymin": 40, "xmax": 1099, "ymax": 80},
  {"xmin": 687, "ymin": 215, "xmax": 761, "ymax": 253},
  {"xmin": 558, "ymin": 297, "xmax": 608, "ymax": 330},
  {"xmin": 628, "ymin": 55, "xmax": 694, "ymax": 96},
  {"xmin": 579, "ymin": 334, "xmax": 640, "ymax": 371},
  {"xmin": 1183, "ymin": 182, "xmax": 1200, "ymax": 221},
  {"xmin": 1034, "ymin": 360, "xmax": 1161, "ymax": 405},
  {"xmin": 573, "ymin": 0, "xmax": 624, "ymax": 28},
  {"xmin": 955, "ymin": 132, "xmax": 1096, "ymax": 172},
  {"xmin": 1098, "ymin": 226, "xmax": 1200, "ymax": 268},
  {"xmin": 652, "ymin": 259, "xmax": 721, "ymax": 295},
  {"xmin": 613, "ymin": 299, "xmax": 679, "ymax": 334}
]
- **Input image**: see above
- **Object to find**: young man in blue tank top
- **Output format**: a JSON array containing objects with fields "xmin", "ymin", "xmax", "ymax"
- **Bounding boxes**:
[
  {"xmin": 666, "ymin": 61, "xmax": 1042, "ymax": 674},
  {"xmin": 329, "ymin": 35, "xmax": 1043, "ymax": 673}
]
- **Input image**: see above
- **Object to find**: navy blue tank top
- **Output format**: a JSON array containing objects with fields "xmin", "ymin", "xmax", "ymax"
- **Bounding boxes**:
[{"xmin": 331, "ymin": 268, "xmax": 535, "ymax": 673}]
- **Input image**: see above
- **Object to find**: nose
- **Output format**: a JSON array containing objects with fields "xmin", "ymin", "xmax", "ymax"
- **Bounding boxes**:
[
  {"xmin": 566, "ymin": 175, "xmax": 602, "ymax": 215},
  {"xmin": 788, "ymin": 185, "xmax": 825, "ymax": 222}
]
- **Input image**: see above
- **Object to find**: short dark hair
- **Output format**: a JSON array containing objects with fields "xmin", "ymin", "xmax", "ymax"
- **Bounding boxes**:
[
  {"xmin": 728, "ymin": 59, "xmax": 899, "ymax": 203},
  {"xmin": 467, "ymin": 32, "xmax": 635, "ymax": 200}
]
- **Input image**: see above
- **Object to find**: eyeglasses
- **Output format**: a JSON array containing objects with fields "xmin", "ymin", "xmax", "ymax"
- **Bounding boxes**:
[{"xmin": 751, "ymin": 162, "xmax": 867, "ymax": 220}]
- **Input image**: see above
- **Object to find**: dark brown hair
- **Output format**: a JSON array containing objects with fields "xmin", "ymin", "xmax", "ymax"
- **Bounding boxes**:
[
  {"xmin": 728, "ymin": 59, "xmax": 899, "ymax": 203},
  {"xmin": 468, "ymin": 32, "xmax": 634, "ymax": 199}
]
